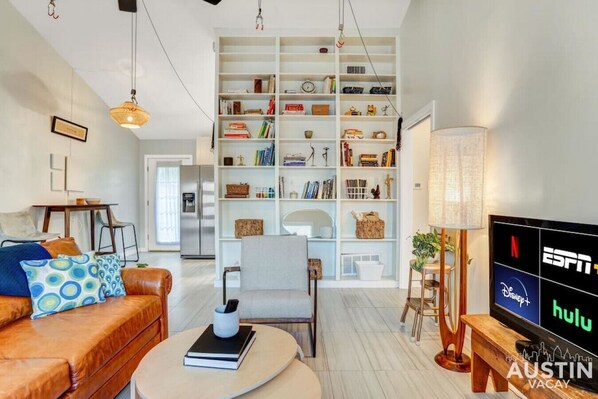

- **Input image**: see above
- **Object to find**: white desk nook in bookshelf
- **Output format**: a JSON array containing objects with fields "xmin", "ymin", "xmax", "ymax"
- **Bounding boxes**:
[{"xmin": 214, "ymin": 32, "xmax": 401, "ymax": 288}]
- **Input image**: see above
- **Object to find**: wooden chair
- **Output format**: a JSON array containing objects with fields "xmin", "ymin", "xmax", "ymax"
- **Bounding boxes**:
[
  {"xmin": 96, "ymin": 211, "xmax": 139, "ymax": 265},
  {"xmin": 222, "ymin": 235, "xmax": 320, "ymax": 357}
]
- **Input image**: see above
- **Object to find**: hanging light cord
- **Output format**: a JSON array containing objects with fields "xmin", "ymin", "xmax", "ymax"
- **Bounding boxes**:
[
  {"xmin": 140, "ymin": 0, "xmax": 214, "ymax": 123},
  {"xmin": 130, "ymin": 12, "xmax": 138, "ymax": 103},
  {"xmin": 346, "ymin": 0, "xmax": 400, "ymax": 118},
  {"xmin": 345, "ymin": 0, "xmax": 403, "ymax": 149}
]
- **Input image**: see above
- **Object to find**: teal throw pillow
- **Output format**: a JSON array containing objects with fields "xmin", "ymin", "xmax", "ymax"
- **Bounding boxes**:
[
  {"xmin": 20, "ymin": 252, "xmax": 106, "ymax": 319},
  {"xmin": 95, "ymin": 254, "xmax": 127, "ymax": 297}
]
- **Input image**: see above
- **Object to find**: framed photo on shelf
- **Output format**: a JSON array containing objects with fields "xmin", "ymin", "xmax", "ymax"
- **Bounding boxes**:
[{"xmin": 51, "ymin": 116, "xmax": 88, "ymax": 142}]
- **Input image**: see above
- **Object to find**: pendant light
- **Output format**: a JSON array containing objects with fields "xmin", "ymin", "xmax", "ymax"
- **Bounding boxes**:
[{"xmin": 110, "ymin": 12, "xmax": 150, "ymax": 129}]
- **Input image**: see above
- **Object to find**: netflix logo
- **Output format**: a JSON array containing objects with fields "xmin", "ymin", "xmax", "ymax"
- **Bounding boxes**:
[{"xmin": 492, "ymin": 222, "xmax": 540, "ymax": 276}]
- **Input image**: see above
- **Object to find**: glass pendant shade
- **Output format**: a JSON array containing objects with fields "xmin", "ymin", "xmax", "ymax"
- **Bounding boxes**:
[
  {"xmin": 109, "ymin": 100, "xmax": 150, "ymax": 129},
  {"xmin": 428, "ymin": 126, "xmax": 487, "ymax": 230}
]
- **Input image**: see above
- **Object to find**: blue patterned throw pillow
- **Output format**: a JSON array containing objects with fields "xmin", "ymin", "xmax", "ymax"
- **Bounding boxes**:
[
  {"xmin": 95, "ymin": 254, "xmax": 126, "ymax": 297},
  {"xmin": 20, "ymin": 252, "xmax": 106, "ymax": 319}
]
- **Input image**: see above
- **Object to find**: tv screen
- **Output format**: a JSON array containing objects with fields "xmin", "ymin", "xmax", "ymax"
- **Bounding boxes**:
[{"xmin": 489, "ymin": 215, "xmax": 596, "ymax": 390}]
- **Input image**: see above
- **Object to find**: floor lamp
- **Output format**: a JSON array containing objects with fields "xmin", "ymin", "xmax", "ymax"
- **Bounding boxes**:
[{"xmin": 428, "ymin": 126, "xmax": 487, "ymax": 372}]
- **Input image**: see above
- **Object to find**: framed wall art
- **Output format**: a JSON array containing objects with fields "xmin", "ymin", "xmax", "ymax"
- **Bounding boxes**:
[{"xmin": 51, "ymin": 116, "xmax": 88, "ymax": 142}]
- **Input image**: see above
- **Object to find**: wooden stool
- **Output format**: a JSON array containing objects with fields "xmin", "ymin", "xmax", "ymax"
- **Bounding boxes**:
[{"xmin": 400, "ymin": 259, "xmax": 454, "ymax": 344}]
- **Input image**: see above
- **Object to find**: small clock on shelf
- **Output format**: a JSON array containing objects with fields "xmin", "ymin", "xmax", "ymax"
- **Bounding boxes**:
[{"xmin": 301, "ymin": 80, "xmax": 316, "ymax": 94}]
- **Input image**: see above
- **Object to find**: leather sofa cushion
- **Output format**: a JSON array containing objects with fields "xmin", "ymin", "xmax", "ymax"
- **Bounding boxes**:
[
  {"xmin": 41, "ymin": 237, "xmax": 82, "ymax": 258},
  {"xmin": 0, "ymin": 295, "xmax": 32, "ymax": 329},
  {"xmin": 0, "ymin": 295, "xmax": 161, "ymax": 390},
  {"xmin": 0, "ymin": 358, "xmax": 71, "ymax": 399}
]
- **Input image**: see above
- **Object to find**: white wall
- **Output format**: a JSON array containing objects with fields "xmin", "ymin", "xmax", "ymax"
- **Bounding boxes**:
[
  {"xmin": 138, "ymin": 139, "xmax": 196, "ymax": 249},
  {"xmin": 0, "ymin": 0, "xmax": 139, "ymax": 252},
  {"xmin": 401, "ymin": 0, "xmax": 598, "ymax": 313}
]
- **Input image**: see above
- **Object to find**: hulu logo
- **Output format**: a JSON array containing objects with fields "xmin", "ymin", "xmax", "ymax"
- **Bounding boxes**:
[{"xmin": 552, "ymin": 300, "xmax": 592, "ymax": 332}]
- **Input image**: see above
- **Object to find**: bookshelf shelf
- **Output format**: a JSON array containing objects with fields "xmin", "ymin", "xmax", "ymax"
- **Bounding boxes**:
[
  {"xmin": 218, "ymin": 93, "xmax": 274, "ymax": 100},
  {"xmin": 215, "ymin": 32, "xmax": 400, "ymax": 287},
  {"xmin": 219, "ymin": 138, "xmax": 275, "ymax": 142}
]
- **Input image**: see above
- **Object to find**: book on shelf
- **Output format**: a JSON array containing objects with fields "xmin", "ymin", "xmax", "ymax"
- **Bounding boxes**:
[
  {"xmin": 380, "ymin": 148, "xmax": 396, "ymax": 167},
  {"xmin": 323, "ymin": 76, "xmax": 336, "ymax": 94},
  {"xmin": 279, "ymin": 176, "xmax": 285, "ymax": 198},
  {"xmin": 257, "ymin": 119, "xmax": 275, "ymax": 138},
  {"xmin": 301, "ymin": 176, "xmax": 336, "ymax": 199},
  {"xmin": 359, "ymin": 154, "xmax": 379, "ymax": 167},
  {"xmin": 223, "ymin": 122, "xmax": 251, "ymax": 139},
  {"xmin": 266, "ymin": 75, "xmax": 276, "ymax": 94},
  {"xmin": 283, "ymin": 153, "xmax": 306, "ymax": 166},
  {"xmin": 341, "ymin": 142, "xmax": 353, "ymax": 167},
  {"xmin": 184, "ymin": 325, "xmax": 256, "ymax": 370},
  {"xmin": 266, "ymin": 98, "xmax": 276, "ymax": 115},
  {"xmin": 254, "ymin": 143, "xmax": 275, "ymax": 166},
  {"xmin": 219, "ymin": 99, "xmax": 233, "ymax": 115}
]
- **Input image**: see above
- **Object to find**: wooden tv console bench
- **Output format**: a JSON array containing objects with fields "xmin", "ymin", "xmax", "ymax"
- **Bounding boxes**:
[{"xmin": 461, "ymin": 314, "xmax": 593, "ymax": 399}]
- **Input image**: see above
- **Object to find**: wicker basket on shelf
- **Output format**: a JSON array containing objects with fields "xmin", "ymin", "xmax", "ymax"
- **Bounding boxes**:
[
  {"xmin": 226, "ymin": 184, "xmax": 250, "ymax": 198},
  {"xmin": 234, "ymin": 219, "xmax": 263, "ymax": 238},
  {"xmin": 356, "ymin": 220, "xmax": 385, "ymax": 239}
]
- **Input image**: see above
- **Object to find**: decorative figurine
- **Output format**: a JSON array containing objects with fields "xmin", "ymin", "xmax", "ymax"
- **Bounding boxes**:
[
  {"xmin": 237, "ymin": 155, "xmax": 245, "ymax": 166},
  {"xmin": 371, "ymin": 185, "xmax": 381, "ymax": 199},
  {"xmin": 306, "ymin": 143, "xmax": 316, "ymax": 167},
  {"xmin": 322, "ymin": 147, "xmax": 330, "ymax": 167},
  {"xmin": 384, "ymin": 174, "xmax": 394, "ymax": 199},
  {"xmin": 381, "ymin": 105, "xmax": 389, "ymax": 116},
  {"xmin": 304, "ymin": 130, "xmax": 313, "ymax": 139},
  {"xmin": 344, "ymin": 106, "xmax": 361, "ymax": 116},
  {"xmin": 366, "ymin": 104, "xmax": 377, "ymax": 116}
]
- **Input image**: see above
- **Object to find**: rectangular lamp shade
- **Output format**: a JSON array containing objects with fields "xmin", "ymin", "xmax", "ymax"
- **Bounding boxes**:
[{"xmin": 428, "ymin": 127, "xmax": 487, "ymax": 230}]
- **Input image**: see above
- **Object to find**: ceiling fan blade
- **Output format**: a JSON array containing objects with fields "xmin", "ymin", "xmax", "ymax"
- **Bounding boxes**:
[
  {"xmin": 203, "ymin": 0, "xmax": 222, "ymax": 5},
  {"xmin": 118, "ymin": 0, "xmax": 137, "ymax": 13}
]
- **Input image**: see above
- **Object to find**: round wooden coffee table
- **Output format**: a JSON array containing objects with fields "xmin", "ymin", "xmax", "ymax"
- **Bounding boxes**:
[{"xmin": 132, "ymin": 325, "xmax": 320, "ymax": 399}]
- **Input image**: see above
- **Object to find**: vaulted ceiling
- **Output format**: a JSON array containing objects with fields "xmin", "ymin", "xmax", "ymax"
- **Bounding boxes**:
[{"xmin": 9, "ymin": 0, "xmax": 410, "ymax": 139}]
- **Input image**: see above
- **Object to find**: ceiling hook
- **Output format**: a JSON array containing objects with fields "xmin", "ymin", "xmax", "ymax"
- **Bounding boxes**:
[
  {"xmin": 48, "ymin": 0, "xmax": 59, "ymax": 19},
  {"xmin": 255, "ymin": 0, "xmax": 263, "ymax": 30}
]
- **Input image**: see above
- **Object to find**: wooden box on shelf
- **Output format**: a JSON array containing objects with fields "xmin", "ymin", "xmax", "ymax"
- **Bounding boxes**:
[
  {"xmin": 226, "ymin": 184, "xmax": 250, "ymax": 198},
  {"xmin": 356, "ymin": 220, "xmax": 385, "ymax": 239},
  {"xmin": 311, "ymin": 104, "xmax": 330, "ymax": 116},
  {"xmin": 235, "ymin": 219, "xmax": 264, "ymax": 239}
]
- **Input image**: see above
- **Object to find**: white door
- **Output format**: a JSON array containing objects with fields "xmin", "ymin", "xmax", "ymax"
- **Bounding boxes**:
[{"xmin": 145, "ymin": 155, "xmax": 193, "ymax": 251}]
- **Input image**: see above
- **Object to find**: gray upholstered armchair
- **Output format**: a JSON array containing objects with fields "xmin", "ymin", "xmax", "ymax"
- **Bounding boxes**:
[{"xmin": 222, "ymin": 235, "xmax": 319, "ymax": 356}]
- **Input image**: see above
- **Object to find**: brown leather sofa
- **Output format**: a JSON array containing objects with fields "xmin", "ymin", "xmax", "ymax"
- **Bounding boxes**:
[{"xmin": 0, "ymin": 267, "xmax": 172, "ymax": 399}]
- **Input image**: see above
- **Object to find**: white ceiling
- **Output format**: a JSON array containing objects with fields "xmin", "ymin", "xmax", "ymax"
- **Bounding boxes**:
[{"xmin": 9, "ymin": 0, "xmax": 410, "ymax": 140}]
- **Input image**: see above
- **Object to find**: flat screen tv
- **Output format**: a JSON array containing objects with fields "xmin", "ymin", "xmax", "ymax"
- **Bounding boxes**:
[{"xmin": 489, "ymin": 215, "xmax": 596, "ymax": 392}]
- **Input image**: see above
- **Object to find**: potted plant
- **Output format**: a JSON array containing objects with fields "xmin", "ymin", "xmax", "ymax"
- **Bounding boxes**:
[{"xmin": 411, "ymin": 230, "xmax": 458, "ymax": 271}]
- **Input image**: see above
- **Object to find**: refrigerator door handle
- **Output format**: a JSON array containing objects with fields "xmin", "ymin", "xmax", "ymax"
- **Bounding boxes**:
[{"xmin": 197, "ymin": 179, "xmax": 202, "ymax": 219}]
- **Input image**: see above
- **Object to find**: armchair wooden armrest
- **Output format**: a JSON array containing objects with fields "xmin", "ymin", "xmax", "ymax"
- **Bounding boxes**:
[{"xmin": 222, "ymin": 266, "xmax": 241, "ymax": 304}]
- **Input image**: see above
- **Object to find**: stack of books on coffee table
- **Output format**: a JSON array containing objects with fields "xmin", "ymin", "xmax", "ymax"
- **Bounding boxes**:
[{"xmin": 183, "ymin": 325, "xmax": 256, "ymax": 370}]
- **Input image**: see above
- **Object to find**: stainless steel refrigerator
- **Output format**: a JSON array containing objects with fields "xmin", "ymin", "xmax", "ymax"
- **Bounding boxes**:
[{"xmin": 180, "ymin": 165, "xmax": 215, "ymax": 258}]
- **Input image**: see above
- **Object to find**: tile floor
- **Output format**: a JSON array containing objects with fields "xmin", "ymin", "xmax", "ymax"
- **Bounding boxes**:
[{"xmin": 116, "ymin": 252, "xmax": 515, "ymax": 399}]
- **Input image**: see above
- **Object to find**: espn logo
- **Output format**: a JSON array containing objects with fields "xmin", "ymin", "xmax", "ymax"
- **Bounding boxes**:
[{"xmin": 543, "ymin": 247, "xmax": 598, "ymax": 275}]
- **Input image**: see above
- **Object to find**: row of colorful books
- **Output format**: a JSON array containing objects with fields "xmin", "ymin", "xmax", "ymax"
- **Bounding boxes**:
[
  {"xmin": 301, "ymin": 176, "xmax": 336, "ymax": 199},
  {"xmin": 254, "ymin": 143, "xmax": 275, "ymax": 166},
  {"xmin": 183, "ymin": 325, "xmax": 255, "ymax": 370},
  {"xmin": 257, "ymin": 119, "xmax": 274, "ymax": 138}
]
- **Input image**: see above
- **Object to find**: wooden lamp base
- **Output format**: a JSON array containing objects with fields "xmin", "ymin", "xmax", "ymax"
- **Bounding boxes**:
[{"xmin": 434, "ymin": 350, "xmax": 471, "ymax": 373}]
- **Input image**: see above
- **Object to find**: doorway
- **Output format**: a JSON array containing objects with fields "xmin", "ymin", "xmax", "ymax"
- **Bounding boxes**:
[
  {"xmin": 145, "ymin": 155, "xmax": 193, "ymax": 251},
  {"xmin": 399, "ymin": 101, "xmax": 435, "ymax": 288}
]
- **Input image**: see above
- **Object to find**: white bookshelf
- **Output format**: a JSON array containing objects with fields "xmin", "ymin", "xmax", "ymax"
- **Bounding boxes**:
[{"xmin": 214, "ymin": 32, "xmax": 400, "ymax": 287}]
